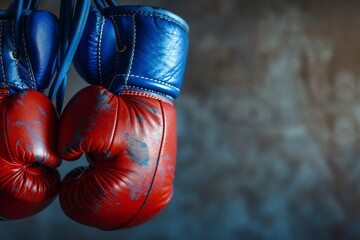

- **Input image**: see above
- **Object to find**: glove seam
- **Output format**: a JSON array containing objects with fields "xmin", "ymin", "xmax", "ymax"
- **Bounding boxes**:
[
  {"xmin": 122, "ymin": 99, "xmax": 167, "ymax": 228},
  {"xmin": 0, "ymin": 21, "xmax": 6, "ymax": 85},
  {"xmin": 106, "ymin": 93, "xmax": 119, "ymax": 155},
  {"xmin": 21, "ymin": 17, "xmax": 35, "ymax": 89},
  {"xmin": 11, "ymin": 20, "xmax": 22, "ymax": 88},
  {"xmin": 98, "ymin": 15, "xmax": 105, "ymax": 86},
  {"xmin": 124, "ymin": 15, "xmax": 136, "ymax": 87},
  {"xmin": 121, "ymin": 90, "xmax": 173, "ymax": 106},
  {"xmin": 3, "ymin": 110, "xmax": 15, "ymax": 163},
  {"xmin": 0, "ymin": 91, "xmax": 9, "ymax": 96},
  {"xmin": 108, "ymin": 16, "xmax": 120, "ymax": 91},
  {"xmin": 0, "ymin": 82, "xmax": 26, "ymax": 88},
  {"xmin": 111, "ymin": 12, "xmax": 187, "ymax": 32},
  {"xmin": 110, "ymin": 16, "xmax": 125, "ymax": 52},
  {"xmin": 124, "ymin": 85, "xmax": 174, "ymax": 101},
  {"xmin": 117, "ymin": 73, "xmax": 180, "ymax": 91}
]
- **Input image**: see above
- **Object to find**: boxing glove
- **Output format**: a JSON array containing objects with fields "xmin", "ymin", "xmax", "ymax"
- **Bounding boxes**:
[
  {"xmin": 58, "ymin": 5, "xmax": 188, "ymax": 230},
  {"xmin": 0, "ymin": 6, "xmax": 61, "ymax": 220}
]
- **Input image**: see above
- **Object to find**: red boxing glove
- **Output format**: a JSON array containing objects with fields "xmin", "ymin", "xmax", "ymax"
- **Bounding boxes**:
[
  {"xmin": 58, "ymin": 5, "xmax": 189, "ymax": 229},
  {"xmin": 0, "ymin": 6, "xmax": 60, "ymax": 220},
  {"xmin": 59, "ymin": 86, "xmax": 177, "ymax": 229},
  {"xmin": 0, "ymin": 90, "xmax": 60, "ymax": 220}
]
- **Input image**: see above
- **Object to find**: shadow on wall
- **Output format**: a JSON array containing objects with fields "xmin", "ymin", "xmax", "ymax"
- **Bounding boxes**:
[{"xmin": 1, "ymin": 0, "xmax": 360, "ymax": 239}]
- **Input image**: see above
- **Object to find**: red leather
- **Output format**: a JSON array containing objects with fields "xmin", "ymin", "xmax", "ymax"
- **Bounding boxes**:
[
  {"xmin": 58, "ymin": 85, "xmax": 177, "ymax": 230},
  {"xmin": 0, "ymin": 89, "xmax": 61, "ymax": 220}
]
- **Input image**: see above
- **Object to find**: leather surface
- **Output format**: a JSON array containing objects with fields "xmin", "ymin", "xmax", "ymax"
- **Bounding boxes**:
[
  {"xmin": 74, "ymin": 6, "xmax": 189, "ymax": 100},
  {"xmin": 60, "ymin": 5, "xmax": 188, "ymax": 229},
  {"xmin": 0, "ymin": 89, "xmax": 60, "ymax": 220},
  {"xmin": 0, "ymin": 10, "xmax": 58, "ymax": 93},
  {"xmin": 59, "ymin": 85, "xmax": 176, "ymax": 229},
  {"xmin": 0, "ymin": 8, "xmax": 60, "ymax": 220}
]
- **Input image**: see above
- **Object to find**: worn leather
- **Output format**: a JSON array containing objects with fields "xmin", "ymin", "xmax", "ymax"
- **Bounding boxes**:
[
  {"xmin": 0, "ymin": 9, "xmax": 60, "ymax": 220},
  {"xmin": 59, "ymin": 5, "xmax": 188, "ymax": 229},
  {"xmin": 59, "ymin": 85, "xmax": 177, "ymax": 229},
  {"xmin": 74, "ymin": 6, "xmax": 189, "ymax": 99},
  {"xmin": 0, "ymin": 11, "xmax": 58, "ymax": 93},
  {"xmin": 0, "ymin": 89, "xmax": 60, "ymax": 220}
]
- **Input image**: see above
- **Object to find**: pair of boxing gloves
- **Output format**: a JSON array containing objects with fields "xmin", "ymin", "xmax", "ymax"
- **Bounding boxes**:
[{"xmin": 0, "ymin": 2, "xmax": 188, "ymax": 230}]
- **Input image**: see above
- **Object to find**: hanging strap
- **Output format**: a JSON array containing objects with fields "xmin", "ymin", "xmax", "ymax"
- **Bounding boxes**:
[
  {"xmin": 94, "ymin": 0, "xmax": 118, "ymax": 11},
  {"xmin": 49, "ymin": 0, "xmax": 90, "ymax": 114},
  {"xmin": 23, "ymin": 0, "xmax": 39, "ymax": 10},
  {"xmin": 7, "ymin": 0, "xmax": 38, "ymax": 11}
]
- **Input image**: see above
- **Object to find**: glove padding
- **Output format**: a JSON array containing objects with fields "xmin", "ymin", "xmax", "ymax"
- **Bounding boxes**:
[
  {"xmin": 0, "ymin": 10, "xmax": 60, "ymax": 220},
  {"xmin": 59, "ymin": 85, "xmax": 177, "ymax": 229},
  {"xmin": 58, "ymin": 5, "xmax": 188, "ymax": 229}
]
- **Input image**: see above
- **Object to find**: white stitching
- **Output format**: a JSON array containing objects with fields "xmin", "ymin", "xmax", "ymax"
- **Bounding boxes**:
[
  {"xmin": 116, "ymin": 73, "xmax": 180, "ymax": 91},
  {"xmin": 121, "ymin": 90, "xmax": 173, "ymax": 106},
  {"xmin": 0, "ymin": 21, "xmax": 6, "ymax": 85},
  {"xmin": 0, "ymin": 82, "xmax": 25, "ymax": 88},
  {"xmin": 98, "ymin": 16, "xmax": 105, "ymax": 86},
  {"xmin": 111, "ymin": 12, "xmax": 186, "ymax": 31},
  {"xmin": 124, "ymin": 85, "xmax": 174, "ymax": 100},
  {"xmin": 11, "ymin": 20, "xmax": 22, "ymax": 88},
  {"xmin": 21, "ymin": 18, "xmax": 35, "ymax": 88},
  {"xmin": 124, "ymin": 15, "xmax": 136, "ymax": 86}
]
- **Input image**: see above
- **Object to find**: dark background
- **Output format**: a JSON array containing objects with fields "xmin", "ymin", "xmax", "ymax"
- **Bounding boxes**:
[{"xmin": 1, "ymin": 0, "xmax": 360, "ymax": 239}]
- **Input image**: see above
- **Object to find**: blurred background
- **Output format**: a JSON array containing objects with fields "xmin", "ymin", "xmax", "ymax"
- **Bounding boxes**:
[{"xmin": 2, "ymin": 0, "xmax": 360, "ymax": 239}]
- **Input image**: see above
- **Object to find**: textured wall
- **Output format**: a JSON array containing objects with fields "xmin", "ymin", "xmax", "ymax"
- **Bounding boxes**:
[{"xmin": 1, "ymin": 0, "xmax": 360, "ymax": 239}]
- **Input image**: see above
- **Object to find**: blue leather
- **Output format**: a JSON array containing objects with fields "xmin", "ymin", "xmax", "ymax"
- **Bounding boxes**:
[
  {"xmin": 0, "ymin": 10, "xmax": 58, "ymax": 93},
  {"xmin": 74, "ymin": 5, "xmax": 189, "ymax": 100}
]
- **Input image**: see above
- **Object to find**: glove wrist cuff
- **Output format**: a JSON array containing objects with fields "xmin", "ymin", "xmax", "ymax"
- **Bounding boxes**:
[
  {"xmin": 121, "ymin": 89, "xmax": 174, "ymax": 106},
  {"xmin": 74, "ymin": 5, "xmax": 189, "ymax": 101}
]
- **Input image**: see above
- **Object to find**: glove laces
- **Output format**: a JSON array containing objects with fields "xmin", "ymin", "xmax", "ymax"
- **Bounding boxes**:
[
  {"xmin": 49, "ymin": 0, "xmax": 90, "ymax": 114},
  {"xmin": 94, "ymin": 0, "xmax": 118, "ymax": 10}
]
